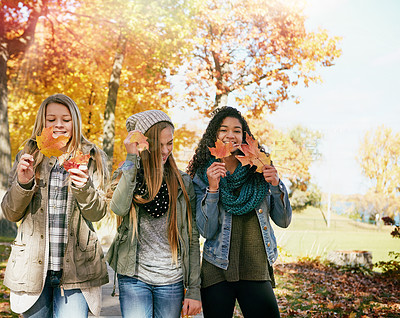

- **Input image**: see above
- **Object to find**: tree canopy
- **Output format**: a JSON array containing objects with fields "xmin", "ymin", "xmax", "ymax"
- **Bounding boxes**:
[
  {"xmin": 175, "ymin": 0, "xmax": 341, "ymax": 116},
  {"xmin": 357, "ymin": 125, "xmax": 400, "ymax": 218}
]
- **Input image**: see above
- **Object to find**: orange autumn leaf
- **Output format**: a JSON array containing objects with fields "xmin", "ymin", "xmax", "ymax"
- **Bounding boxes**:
[
  {"xmin": 63, "ymin": 151, "xmax": 91, "ymax": 172},
  {"xmin": 36, "ymin": 126, "xmax": 69, "ymax": 158},
  {"xmin": 130, "ymin": 131, "xmax": 149, "ymax": 152},
  {"xmin": 208, "ymin": 139, "xmax": 234, "ymax": 159},
  {"xmin": 236, "ymin": 132, "xmax": 271, "ymax": 173}
]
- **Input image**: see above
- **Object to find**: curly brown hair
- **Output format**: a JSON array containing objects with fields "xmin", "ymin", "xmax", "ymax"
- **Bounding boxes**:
[{"xmin": 187, "ymin": 106, "xmax": 256, "ymax": 178}]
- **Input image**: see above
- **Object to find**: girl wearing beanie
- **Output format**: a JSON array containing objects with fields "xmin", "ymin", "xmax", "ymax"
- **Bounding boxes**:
[
  {"xmin": 187, "ymin": 106, "xmax": 292, "ymax": 318},
  {"xmin": 107, "ymin": 110, "xmax": 202, "ymax": 318}
]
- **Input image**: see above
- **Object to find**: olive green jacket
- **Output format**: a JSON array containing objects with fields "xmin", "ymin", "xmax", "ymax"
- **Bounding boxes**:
[
  {"xmin": 106, "ymin": 154, "xmax": 201, "ymax": 301},
  {"xmin": 1, "ymin": 144, "xmax": 109, "ymax": 294}
]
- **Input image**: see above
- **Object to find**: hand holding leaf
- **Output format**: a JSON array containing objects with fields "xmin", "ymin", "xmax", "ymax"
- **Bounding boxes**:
[
  {"xmin": 36, "ymin": 126, "xmax": 69, "ymax": 158},
  {"xmin": 129, "ymin": 131, "xmax": 149, "ymax": 152},
  {"xmin": 63, "ymin": 151, "xmax": 91, "ymax": 172},
  {"xmin": 208, "ymin": 139, "xmax": 234, "ymax": 159},
  {"xmin": 236, "ymin": 132, "xmax": 271, "ymax": 173}
]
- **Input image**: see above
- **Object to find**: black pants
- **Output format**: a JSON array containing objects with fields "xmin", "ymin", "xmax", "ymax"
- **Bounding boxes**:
[{"xmin": 201, "ymin": 280, "xmax": 280, "ymax": 318}]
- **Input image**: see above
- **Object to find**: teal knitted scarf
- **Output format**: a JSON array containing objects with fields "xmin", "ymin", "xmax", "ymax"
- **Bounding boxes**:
[{"xmin": 200, "ymin": 159, "xmax": 268, "ymax": 215}]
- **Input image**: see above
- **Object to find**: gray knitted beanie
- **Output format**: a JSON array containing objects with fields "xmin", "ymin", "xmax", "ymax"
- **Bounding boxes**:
[{"xmin": 126, "ymin": 110, "xmax": 174, "ymax": 134}]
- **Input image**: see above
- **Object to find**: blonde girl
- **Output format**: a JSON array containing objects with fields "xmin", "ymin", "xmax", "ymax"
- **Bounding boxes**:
[{"xmin": 1, "ymin": 93, "xmax": 109, "ymax": 317}]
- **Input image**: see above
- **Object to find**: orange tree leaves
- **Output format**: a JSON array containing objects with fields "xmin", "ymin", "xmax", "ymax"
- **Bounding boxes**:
[
  {"xmin": 208, "ymin": 139, "xmax": 233, "ymax": 159},
  {"xmin": 129, "ymin": 131, "xmax": 149, "ymax": 152},
  {"xmin": 36, "ymin": 127, "xmax": 69, "ymax": 158},
  {"xmin": 177, "ymin": 0, "xmax": 341, "ymax": 116},
  {"xmin": 62, "ymin": 151, "xmax": 91, "ymax": 172},
  {"xmin": 236, "ymin": 133, "xmax": 271, "ymax": 173}
]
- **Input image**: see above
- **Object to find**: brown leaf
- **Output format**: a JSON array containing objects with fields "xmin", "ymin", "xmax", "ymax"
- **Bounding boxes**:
[
  {"xmin": 208, "ymin": 139, "xmax": 234, "ymax": 159},
  {"xmin": 63, "ymin": 151, "xmax": 91, "ymax": 172},
  {"xmin": 36, "ymin": 126, "xmax": 69, "ymax": 158},
  {"xmin": 129, "ymin": 131, "xmax": 149, "ymax": 152},
  {"xmin": 236, "ymin": 132, "xmax": 271, "ymax": 172}
]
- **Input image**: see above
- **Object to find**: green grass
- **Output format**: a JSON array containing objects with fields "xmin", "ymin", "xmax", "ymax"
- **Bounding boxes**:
[{"xmin": 272, "ymin": 206, "xmax": 399, "ymax": 264}]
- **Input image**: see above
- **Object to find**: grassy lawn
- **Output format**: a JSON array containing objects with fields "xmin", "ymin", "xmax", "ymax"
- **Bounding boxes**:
[{"xmin": 272, "ymin": 207, "xmax": 399, "ymax": 264}]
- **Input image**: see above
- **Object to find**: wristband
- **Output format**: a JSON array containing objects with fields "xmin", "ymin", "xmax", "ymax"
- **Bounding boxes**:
[{"xmin": 206, "ymin": 187, "xmax": 219, "ymax": 193}]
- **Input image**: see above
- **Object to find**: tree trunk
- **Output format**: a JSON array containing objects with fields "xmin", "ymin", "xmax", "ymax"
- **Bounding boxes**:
[
  {"xmin": 0, "ymin": 6, "xmax": 11, "ymax": 191},
  {"xmin": 0, "ymin": 2, "xmax": 48, "ymax": 236},
  {"xmin": 327, "ymin": 250, "xmax": 373, "ymax": 269},
  {"xmin": 0, "ymin": 46, "xmax": 16, "ymax": 237},
  {"xmin": 0, "ymin": 46, "xmax": 11, "ymax": 191},
  {"xmin": 102, "ymin": 32, "xmax": 127, "ymax": 171},
  {"xmin": 214, "ymin": 93, "xmax": 228, "ymax": 109}
]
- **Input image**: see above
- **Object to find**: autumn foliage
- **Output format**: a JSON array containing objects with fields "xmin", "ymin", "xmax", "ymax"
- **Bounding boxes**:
[
  {"xmin": 180, "ymin": 0, "xmax": 342, "ymax": 115},
  {"xmin": 129, "ymin": 131, "xmax": 149, "ymax": 152},
  {"xmin": 36, "ymin": 127, "xmax": 90, "ymax": 171},
  {"xmin": 275, "ymin": 258, "xmax": 400, "ymax": 317},
  {"xmin": 36, "ymin": 127, "xmax": 69, "ymax": 158},
  {"xmin": 236, "ymin": 133, "xmax": 271, "ymax": 173},
  {"xmin": 208, "ymin": 139, "xmax": 234, "ymax": 159},
  {"xmin": 62, "ymin": 151, "xmax": 91, "ymax": 172}
]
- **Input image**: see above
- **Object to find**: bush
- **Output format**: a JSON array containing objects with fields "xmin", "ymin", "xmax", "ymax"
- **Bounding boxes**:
[{"xmin": 374, "ymin": 226, "xmax": 400, "ymax": 278}]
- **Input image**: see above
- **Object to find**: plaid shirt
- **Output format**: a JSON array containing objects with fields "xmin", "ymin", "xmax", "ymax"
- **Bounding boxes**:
[{"xmin": 48, "ymin": 162, "xmax": 69, "ymax": 271}]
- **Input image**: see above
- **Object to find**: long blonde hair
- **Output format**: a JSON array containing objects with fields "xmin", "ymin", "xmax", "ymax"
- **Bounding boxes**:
[
  {"xmin": 21, "ymin": 93, "xmax": 108, "ymax": 189},
  {"xmin": 117, "ymin": 122, "xmax": 192, "ymax": 263}
]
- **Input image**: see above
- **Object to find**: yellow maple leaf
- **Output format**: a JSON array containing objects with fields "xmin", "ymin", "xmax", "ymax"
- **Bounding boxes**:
[
  {"xmin": 36, "ymin": 126, "xmax": 69, "ymax": 158},
  {"xmin": 129, "ymin": 131, "xmax": 149, "ymax": 152}
]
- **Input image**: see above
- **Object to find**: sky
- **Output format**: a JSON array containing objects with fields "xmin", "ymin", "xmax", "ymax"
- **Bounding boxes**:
[
  {"xmin": 266, "ymin": 0, "xmax": 400, "ymax": 195},
  {"xmin": 173, "ymin": 0, "xmax": 400, "ymax": 196}
]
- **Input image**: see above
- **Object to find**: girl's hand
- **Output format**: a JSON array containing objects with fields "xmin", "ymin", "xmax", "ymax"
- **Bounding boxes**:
[
  {"xmin": 69, "ymin": 165, "xmax": 89, "ymax": 188},
  {"xmin": 17, "ymin": 154, "xmax": 34, "ymax": 184},
  {"xmin": 181, "ymin": 298, "xmax": 202, "ymax": 317},
  {"xmin": 263, "ymin": 164, "xmax": 279, "ymax": 186},
  {"xmin": 206, "ymin": 162, "xmax": 226, "ymax": 191},
  {"xmin": 124, "ymin": 130, "xmax": 140, "ymax": 155}
]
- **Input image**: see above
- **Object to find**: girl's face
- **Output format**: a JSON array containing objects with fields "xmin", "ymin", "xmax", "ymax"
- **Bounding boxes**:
[
  {"xmin": 160, "ymin": 126, "xmax": 174, "ymax": 165},
  {"xmin": 45, "ymin": 103, "xmax": 73, "ymax": 148},
  {"xmin": 217, "ymin": 117, "xmax": 243, "ymax": 151}
]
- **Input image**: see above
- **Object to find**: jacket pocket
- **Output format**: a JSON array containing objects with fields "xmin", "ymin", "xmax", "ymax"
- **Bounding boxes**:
[
  {"xmin": 5, "ymin": 243, "xmax": 28, "ymax": 285},
  {"xmin": 74, "ymin": 220, "xmax": 105, "ymax": 281}
]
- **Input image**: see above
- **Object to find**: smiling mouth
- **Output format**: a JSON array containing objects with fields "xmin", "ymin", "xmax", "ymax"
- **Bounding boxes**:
[
  {"xmin": 52, "ymin": 132, "xmax": 69, "ymax": 138},
  {"xmin": 224, "ymin": 141, "xmax": 239, "ymax": 147}
]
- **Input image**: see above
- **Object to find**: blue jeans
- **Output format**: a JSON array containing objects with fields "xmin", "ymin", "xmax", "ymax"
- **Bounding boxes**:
[
  {"xmin": 23, "ymin": 271, "xmax": 88, "ymax": 318},
  {"xmin": 118, "ymin": 274, "xmax": 184, "ymax": 318}
]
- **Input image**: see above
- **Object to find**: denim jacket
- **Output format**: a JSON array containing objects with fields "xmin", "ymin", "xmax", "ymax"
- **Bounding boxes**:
[{"xmin": 192, "ymin": 174, "xmax": 292, "ymax": 270}]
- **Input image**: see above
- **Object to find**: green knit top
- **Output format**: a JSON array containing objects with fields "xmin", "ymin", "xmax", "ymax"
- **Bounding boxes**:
[{"xmin": 201, "ymin": 210, "xmax": 275, "ymax": 288}]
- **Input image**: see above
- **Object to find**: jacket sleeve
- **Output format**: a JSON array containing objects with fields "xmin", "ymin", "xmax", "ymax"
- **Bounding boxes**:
[
  {"xmin": 192, "ymin": 174, "xmax": 221, "ymax": 239},
  {"xmin": 184, "ymin": 176, "xmax": 202, "ymax": 301},
  {"xmin": 71, "ymin": 149, "xmax": 109, "ymax": 222},
  {"xmin": 1, "ymin": 152, "xmax": 37, "ymax": 222},
  {"xmin": 109, "ymin": 154, "xmax": 139, "ymax": 217},
  {"xmin": 269, "ymin": 180, "xmax": 292, "ymax": 228}
]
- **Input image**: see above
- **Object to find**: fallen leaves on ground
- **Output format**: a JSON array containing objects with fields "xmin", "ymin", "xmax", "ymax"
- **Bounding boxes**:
[
  {"xmin": 274, "ymin": 259, "xmax": 400, "ymax": 317},
  {"xmin": 36, "ymin": 126, "xmax": 69, "ymax": 158}
]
